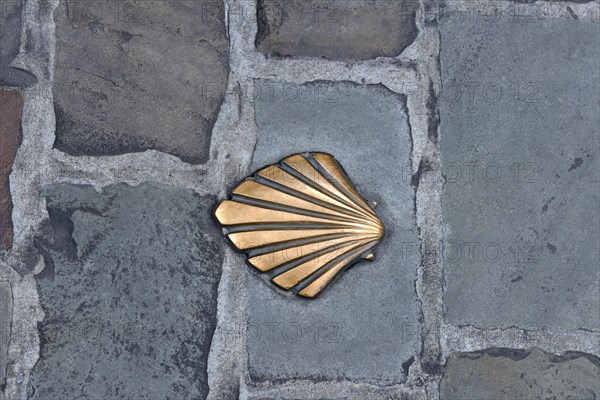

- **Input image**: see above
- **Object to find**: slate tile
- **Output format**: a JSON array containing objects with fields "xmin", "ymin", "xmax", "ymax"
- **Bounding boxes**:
[{"xmin": 30, "ymin": 183, "xmax": 223, "ymax": 399}]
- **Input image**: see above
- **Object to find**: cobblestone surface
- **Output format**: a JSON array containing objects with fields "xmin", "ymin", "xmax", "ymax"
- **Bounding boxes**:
[
  {"xmin": 248, "ymin": 81, "xmax": 419, "ymax": 383},
  {"xmin": 52, "ymin": 0, "xmax": 229, "ymax": 164},
  {"xmin": 28, "ymin": 183, "xmax": 222, "ymax": 399},
  {"xmin": 256, "ymin": 0, "xmax": 419, "ymax": 60},
  {"xmin": 440, "ymin": 348, "xmax": 600, "ymax": 399},
  {"xmin": 440, "ymin": 10, "xmax": 600, "ymax": 331},
  {"xmin": 0, "ymin": 0, "xmax": 598, "ymax": 399}
]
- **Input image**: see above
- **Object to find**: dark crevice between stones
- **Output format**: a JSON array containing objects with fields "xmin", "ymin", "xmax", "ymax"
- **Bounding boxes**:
[
  {"xmin": 566, "ymin": 6, "xmax": 579, "ymax": 20},
  {"xmin": 446, "ymin": 348, "xmax": 600, "ymax": 366},
  {"xmin": 255, "ymin": 0, "xmax": 271, "ymax": 53},
  {"xmin": 402, "ymin": 356, "xmax": 415, "ymax": 376},
  {"xmin": 426, "ymin": 80, "xmax": 439, "ymax": 145},
  {"xmin": 248, "ymin": 370, "xmax": 332, "ymax": 386},
  {"xmin": 411, "ymin": 159, "xmax": 434, "ymax": 215}
]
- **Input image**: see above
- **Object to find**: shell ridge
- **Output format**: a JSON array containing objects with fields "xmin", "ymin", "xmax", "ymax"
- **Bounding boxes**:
[
  {"xmin": 227, "ymin": 227, "xmax": 363, "ymax": 250},
  {"xmin": 272, "ymin": 239, "xmax": 370, "ymax": 290},
  {"xmin": 307, "ymin": 153, "xmax": 378, "ymax": 220},
  {"xmin": 265, "ymin": 237, "xmax": 366, "ymax": 277},
  {"xmin": 253, "ymin": 172, "xmax": 373, "ymax": 223},
  {"xmin": 217, "ymin": 201, "xmax": 372, "ymax": 228},
  {"xmin": 233, "ymin": 179, "xmax": 371, "ymax": 225},
  {"xmin": 292, "ymin": 240, "xmax": 376, "ymax": 295},
  {"xmin": 278, "ymin": 160, "xmax": 378, "ymax": 224},
  {"xmin": 224, "ymin": 222, "xmax": 359, "ymax": 234},
  {"xmin": 230, "ymin": 194, "xmax": 373, "ymax": 228},
  {"xmin": 245, "ymin": 232, "xmax": 357, "ymax": 258},
  {"xmin": 297, "ymin": 241, "xmax": 379, "ymax": 297}
]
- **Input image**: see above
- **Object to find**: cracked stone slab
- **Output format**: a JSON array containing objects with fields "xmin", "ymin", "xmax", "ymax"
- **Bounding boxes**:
[
  {"xmin": 256, "ymin": 0, "xmax": 419, "ymax": 60},
  {"xmin": 440, "ymin": 11, "xmax": 600, "ymax": 330},
  {"xmin": 440, "ymin": 348, "xmax": 600, "ymax": 399},
  {"xmin": 0, "ymin": 0, "xmax": 37, "ymax": 87},
  {"xmin": 52, "ymin": 0, "xmax": 229, "ymax": 164},
  {"xmin": 0, "ymin": 89, "xmax": 23, "ymax": 250},
  {"xmin": 245, "ymin": 81, "xmax": 420, "ymax": 383},
  {"xmin": 29, "ymin": 183, "xmax": 222, "ymax": 399},
  {"xmin": 0, "ymin": 281, "xmax": 12, "ymax": 400}
]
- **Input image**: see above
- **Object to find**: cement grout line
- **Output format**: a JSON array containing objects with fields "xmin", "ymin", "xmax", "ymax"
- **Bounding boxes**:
[
  {"xmin": 443, "ymin": 324, "xmax": 600, "ymax": 359},
  {"xmin": 241, "ymin": 379, "xmax": 428, "ymax": 400}
]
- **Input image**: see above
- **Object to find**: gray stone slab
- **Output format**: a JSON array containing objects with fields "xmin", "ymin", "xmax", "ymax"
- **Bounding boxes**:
[
  {"xmin": 246, "ymin": 81, "xmax": 420, "ymax": 383},
  {"xmin": 440, "ymin": 12, "xmax": 600, "ymax": 330},
  {"xmin": 52, "ymin": 0, "xmax": 229, "ymax": 164},
  {"xmin": 0, "ymin": 0, "xmax": 37, "ymax": 87},
  {"xmin": 0, "ymin": 281, "xmax": 12, "ymax": 400},
  {"xmin": 256, "ymin": 0, "xmax": 418, "ymax": 60},
  {"xmin": 440, "ymin": 348, "xmax": 600, "ymax": 400},
  {"xmin": 30, "ymin": 183, "xmax": 223, "ymax": 400}
]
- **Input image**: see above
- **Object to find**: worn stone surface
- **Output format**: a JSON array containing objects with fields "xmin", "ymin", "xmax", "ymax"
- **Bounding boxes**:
[
  {"xmin": 0, "ymin": 89, "xmax": 23, "ymax": 250},
  {"xmin": 52, "ymin": 0, "xmax": 229, "ymax": 164},
  {"xmin": 0, "ymin": 0, "xmax": 37, "ymax": 87},
  {"xmin": 0, "ymin": 281, "xmax": 12, "ymax": 400},
  {"xmin": 256, "ymin": 0, "xmax": 419, "ymax": 60},
  {"xmin": 29, "ymin": 183, "xmax": 222, "ymax": 399},
  {"xmin": 440, "ymin": 348, "xmax": 600, "ymax": 399},
  {"xmin": 246, "ymin": 81, "xmax": 420, "ymax": 383},
  {"xmin": 440, "ymin": 12, "xmax": 600, "ymax": 330}
]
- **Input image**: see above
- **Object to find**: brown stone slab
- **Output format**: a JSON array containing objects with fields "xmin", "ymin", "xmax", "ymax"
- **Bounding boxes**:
[
  {"xmin": 52, "ymin": 0, "xmax": 229, "ymax": 164},
  {"xmin": 0, "ymin": 89, "xmax": 23, "ymax": 250},
  {"xmin": 256, "ymin": 0, "xmax": 419, "ymax": 60}
]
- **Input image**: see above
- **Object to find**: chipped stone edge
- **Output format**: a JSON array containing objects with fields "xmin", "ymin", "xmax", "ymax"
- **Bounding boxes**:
[{"xmin": 0, "ymin": 0, "xmax": 597, "ymax": 400}]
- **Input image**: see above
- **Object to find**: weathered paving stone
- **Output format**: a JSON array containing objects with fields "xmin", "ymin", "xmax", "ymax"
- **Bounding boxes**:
[
  {"xmin": 246, "ymin": 81, "xmax": 420, "ymax": 383},
  {"xmin": 0, "ymin": 0, "xmax": 37, "ymax": 87},
  {"xmin": 440, "ymin": 12, "xmax": 600, "ymax": 330},
  {"xmin": 29, "ymin": 183, "xmax": 223, "ymax": 399},
  {"xmin": 440, "ymin": 348, "xmax": 600, "ymax": 399},
  {"xmin": 0, "ymin": 282, "xmax": 13, "ymax": 400},
  {"xmin": 0, "ymin": 89, "xmax": 23, "ymax": 250},
  {"xmin": 256, "ymin": 0, "xmax": 419, "ymax": 60},
  {"xmin": 52, "ymin": 0, "xmax": 229, "ymax": 164}
]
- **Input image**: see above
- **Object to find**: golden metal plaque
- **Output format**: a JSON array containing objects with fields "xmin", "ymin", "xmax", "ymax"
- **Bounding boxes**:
[{"xmin": 214, "ymin": 152, "xmax": 384, "ymax": 298}]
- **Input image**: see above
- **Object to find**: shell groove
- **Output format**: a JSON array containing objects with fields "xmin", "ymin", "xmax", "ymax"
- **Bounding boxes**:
[{"xmin": 214, "ymin": 152, "xmax": 385, "ymax": 298}]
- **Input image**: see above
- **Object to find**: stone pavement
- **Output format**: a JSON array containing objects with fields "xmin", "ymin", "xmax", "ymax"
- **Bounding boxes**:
[{"xmin": 0, "ymin": 0, "xmax": 598, "ymax": 399}]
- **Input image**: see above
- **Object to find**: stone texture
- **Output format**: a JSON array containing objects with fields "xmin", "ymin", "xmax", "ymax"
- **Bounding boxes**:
[
  {"xmin": 0, "ymin": 89, "xmax": 23, "ymax": 250},
  {"xmin": 0, "ymin": 0, "xmax": 37, "ymax": 87},
  {"xmin": 52, "ymin": 0, "xmax": 229, "ymax": 164},
  {"xmin": 440, "ymin": 12, "xmax": 600, "ymax": 330},
  {"xmin": 256, "ymin": 0, "xmax": 418, "ymax": 60},
  {"xmin": 440, "ymin": 348, "xmax": 600, "ymax": 400},
  {"xmin": 29, "ymin": 183, "xmax": 222, "ymax": 399},
  {"xmin": 0, "ymin": 281, "xmax": 12, "ymax": 400},
  {"xmin": 247, "ymin": 81, "xmax": 420, "ymax": 383},
  {"xmin": 514, "ymin": 0, "xmax": 593, "ymax": 2}
]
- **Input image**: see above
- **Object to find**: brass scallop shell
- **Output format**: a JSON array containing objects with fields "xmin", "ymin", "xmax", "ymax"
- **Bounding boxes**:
[{"xmin": 214, "ymin": 152, "xmax": 384, "ymax": 298}]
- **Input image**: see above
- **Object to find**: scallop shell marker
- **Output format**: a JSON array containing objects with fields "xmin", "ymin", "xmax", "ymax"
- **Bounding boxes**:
[{"xmin": 214, "ymin": 152, "xmax": 385, "ymax": 298}]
